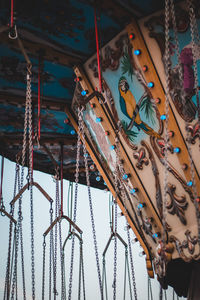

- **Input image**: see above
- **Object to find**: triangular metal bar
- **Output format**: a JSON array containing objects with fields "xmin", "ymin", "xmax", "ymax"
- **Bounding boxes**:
[
  {"xmin": 10, "ymin": 181, "xmax": 53, "ymax": 206},
  {"xmin": 44, "ymin": 215, "xmax": 82, "ymax": 237},
  {"xmin": 0, "ymin": 208, "xmax": 17, "ymax": 224},
  {"xmin": 102, "ymin": 232, "xmax": 127, "ymax": 257}
]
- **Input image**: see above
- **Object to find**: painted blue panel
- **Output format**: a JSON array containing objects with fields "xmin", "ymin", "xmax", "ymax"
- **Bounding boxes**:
[
  {"xmin": 0, "ymin": 44, "xmax": 75, "ymax": 99},
  {"xmin": 0, "ymin": 103, "xmax": 74, "ymax": 134}
]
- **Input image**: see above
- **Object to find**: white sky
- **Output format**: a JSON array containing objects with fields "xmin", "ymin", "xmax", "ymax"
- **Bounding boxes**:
[{"xmin": 0, "ymin": 157, "xmax": 184, "ymax": 299}]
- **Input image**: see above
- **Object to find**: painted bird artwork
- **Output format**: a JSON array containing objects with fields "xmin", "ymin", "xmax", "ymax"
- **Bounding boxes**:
[{"xmin": 118, "ymin": 77, "xmax": 160, "ymax": 138}]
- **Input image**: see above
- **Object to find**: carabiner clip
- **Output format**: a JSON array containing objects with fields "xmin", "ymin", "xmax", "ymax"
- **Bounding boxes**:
[{"xmin": 8, "ymin": 24, "xmax": 18, "ymax": 40}]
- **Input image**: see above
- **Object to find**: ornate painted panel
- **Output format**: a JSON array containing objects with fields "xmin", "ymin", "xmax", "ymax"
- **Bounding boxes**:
[{"xmin": 70, "ymin": 17, "xmax": 200, "ymax": 278}]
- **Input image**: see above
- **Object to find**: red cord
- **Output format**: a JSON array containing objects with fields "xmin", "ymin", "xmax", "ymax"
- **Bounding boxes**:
[
  {"xmin": 38, "ymin": 65, "xmax": 41, "ymax": 140},
  {"xmin": 0, "ymin": 157, "xmax": 4, "ymax": 207},
  {"xmin": 32, "ymin": 129, "xmax": 34, "ymax": 177},
  {"xmin": 10, "ymin": 0, "xmax": 14, "ymax": 27},
  {"xmin": 60, "ymin": 145, "xmax": 63, "ymax": 216},
  {"xmin": 94, "ymin": 9, "xmax": 102, "ymax": 93}
]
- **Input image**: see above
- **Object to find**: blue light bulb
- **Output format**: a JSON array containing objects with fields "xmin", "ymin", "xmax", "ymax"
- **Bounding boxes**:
[
  {"xmin": 110, "ymin": 145, "xmax": 115, "ymax": 150},
  {"xmin": 160, "ymin": 114, "xmax": 166, "ymax": 120},
  {"xmin": 123, "ymin": 174, "xmax": 128, "ymax": 180},
  {"xmin": 134, "ymin": 49, "xmax": 141, "ymax": 55},
  {"xmin": 138, "ymin": 203, "xmax": 143, "ymax": 209},
  {"xmin": 84, "ymin": 153, "xmax": 88, "ymax": 158},
  {"xmin": 187, "ymin": 181, "xmax": 193, "ymax": 187},
  {"xmin": 147, "ymin": 82, "xmax": 154, "ymax": 88},
  {"xmin": 96, "ymin": 176, "xmax": 101, "ymax": 182},
  {"xmin": 81, "ymin": 90, "xmax": 87, "ymax": 96},
  {"xmin": 174, "ymin": 147, "xmax": 180, "ymax": 153},
  {"xmin": 70, "ymin": 129, "xmax": 76, "ymax": 135},
  {"xmin": 96, "ymin": 117, "xmax": 102, "ymax": 123},
  {"xmin": 130, "ymin": 188, "xmax": 137, "ymax": 194}
]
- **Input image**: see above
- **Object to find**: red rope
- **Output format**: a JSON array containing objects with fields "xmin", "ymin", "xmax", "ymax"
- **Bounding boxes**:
[
  {"xmin": 0, "ymin": 157, "xmax": 4, "ymax": 207},
  {"xmin": 10, "ymin": 0, "xmax": 14, "ymax": 27},
  {"xmin": 38, "ymin": 65, "xmax": 41, "ymax": 140},
  {"xmin": 60, "ymin": 145, "xmax": 63, "ymax": 216},
  {"xmin": 94, "ymin": 8, "xmax": 102, "ymax": 92}
]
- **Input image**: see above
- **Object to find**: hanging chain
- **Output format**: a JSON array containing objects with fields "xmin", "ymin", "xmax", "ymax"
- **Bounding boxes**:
[
  {"xmin": 79, "ymin": 107, "xmax": 104, "ymax": 300},
  {"xmin": 42, "ymin": 236, "xmax": 46, "ymax": 300},
  {"xmin": 114, "ymin": 138, "xmax": 138, "ymax": 300},
  {"xmin": 113, "ymin": 195, "xmax": 118, "ymax": 299},
  {"xmin": 68, "ymin": 107, "xmax": 82, "ymax": 300},
  {"xmin": 163, "ymin": 0, "xmax": 171, "ymax": 245},
  {"xmin": 26, "ymin": 65, "xmax": 36, "ymax": 300},
  {"xmin": 49, "ymin": 200, "xmax": 54, "ymax": 300},
  {"xmin": 4, "ymin": 163, "xmax": 19, "ymax": 300},
  {"xmin": 53, "ymin": 168, "xmax": 59, "ymax": 298}
]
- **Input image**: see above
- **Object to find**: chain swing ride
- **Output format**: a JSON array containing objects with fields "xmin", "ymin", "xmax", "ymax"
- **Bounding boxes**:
[{"xmin": 0, "ymin": 0, "xmax": 200, "ymax": 299}]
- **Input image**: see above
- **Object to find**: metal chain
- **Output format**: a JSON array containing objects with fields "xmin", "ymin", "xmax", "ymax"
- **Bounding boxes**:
[
  {"xmin": 49, "ymin": 201, "xmax": 54, "ymax": 300},
  {"xmin": 10, "ymin": 63, "xmax": 30, "ymax": 299},
  {"xmin": 17, "ymin": 165, "xmax": 26, "ymax": 300},
  {"xmin": 68, "ymin": 107, "xmax": 82, "ymax": 300},
  {"xmin": 79, "ymin": 108, "xmax": 104, "ymax": 300},
  {"xmin": 3, "ymin": 163, "xmax": 19, "ymax": 300},
  {"xmin": 113, "ymin": 194, "xmax": 118, "ymax": 300},
  {"xmin": 53, "ymin": 170, "xmax": 59, "ymax": 298},
  {"xmin": 27, "ymin": 67, "xmax": 36, "ymax": 300},
  {"xmin": 163, "ymin": 0, "xmax": 171, "ymax": 245},
  {"xmin": 42, "ymin": 236, "xmax": 46, "ymax": 300},
  {"xmin": 114, "ymin": 139, "xmax": 138, "ymax": 300}
]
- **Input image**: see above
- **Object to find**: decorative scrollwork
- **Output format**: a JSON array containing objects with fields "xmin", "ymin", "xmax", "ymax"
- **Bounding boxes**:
[
  {"xmin": 166, "ymin": 183, "xmax": 188, "ymax": 225},
  {"xmin": 182, "ymin": 230, "xmax": 198, "ymax": 255},
  {"xmin": 186, "ymin": 122, "xmax": 200, "ymax": 144},
  {"xmin": 170, "ymin": 231, "xmax": 199, "ymax": 261},
  {"xmin": 156, "ymin": 139, "xmax": 174, "ymax": 156},
  {"xmin": 133, "ymin": 147, "xmax": 149, "ymax": 170}
]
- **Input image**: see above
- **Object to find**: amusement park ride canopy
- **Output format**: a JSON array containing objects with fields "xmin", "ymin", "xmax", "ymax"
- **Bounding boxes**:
[{"xmin": 1, "ymin": 0, "xmax": 200, "ymax": 298}]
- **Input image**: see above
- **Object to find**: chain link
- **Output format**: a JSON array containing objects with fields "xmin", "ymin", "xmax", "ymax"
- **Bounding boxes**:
[
  {"xmin": 3, "ymin": 163, "xmax": 19, "ymax": 300},
  {"xmin": 79, "ymin": 107, "xmax": 104, "ymax": 300},
  {"xmin": 53, "ymin": 171, "xmax": 59, "ymax": 298},
  {"xmin": 42, "ymin": 236, "xmax": 46, "ymax": 300},
  {"xmin": 68, "ymin": 108, "xmax": 82, "ymax": 300},
  {"xmin": 113, "ymin": 195, "xmax": 118, "ymax": 299},
  {"xmin": 49, "ymin": 201, "xmax": 54, "ymax": 300}
]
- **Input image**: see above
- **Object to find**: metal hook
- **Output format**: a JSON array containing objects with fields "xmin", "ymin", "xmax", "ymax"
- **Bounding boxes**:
[{"xmin": 8, "ymin": 24, "xmax": 18, "ymax": 40}]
